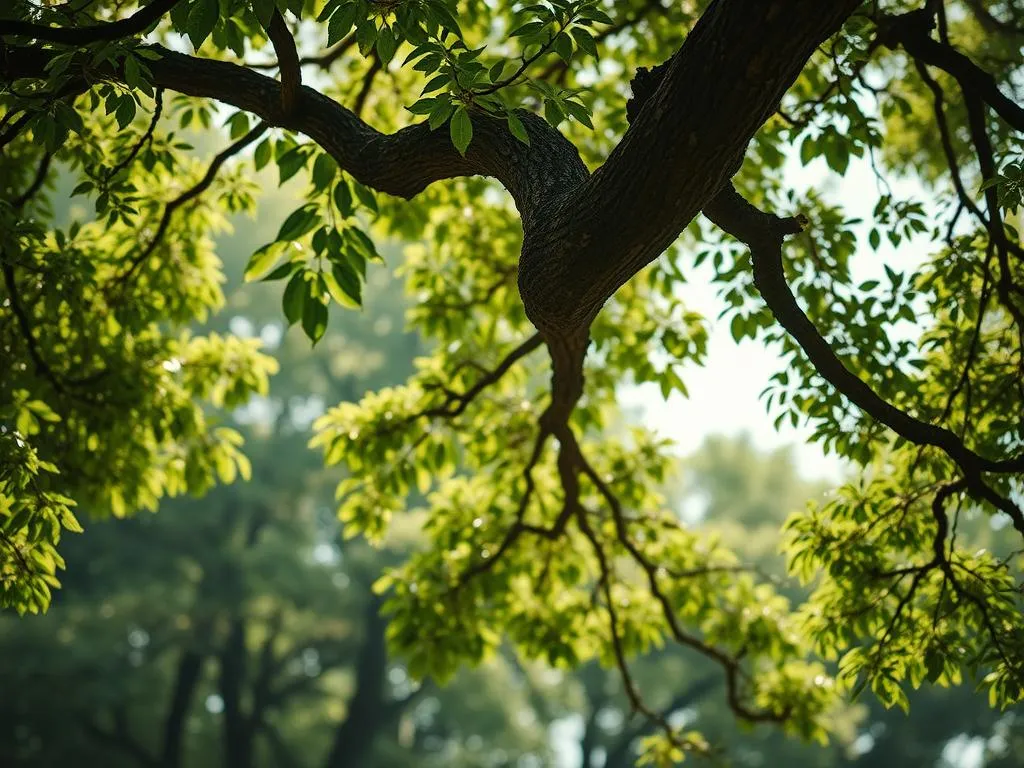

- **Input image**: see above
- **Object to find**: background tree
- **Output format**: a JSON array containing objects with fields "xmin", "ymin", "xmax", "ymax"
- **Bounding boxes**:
[
  {"xmin": 0, "ymin": 196, "xmax": 558, "ymax": 768},
  {"xmin": 2, "ymin": 0, "xmax": 1024, "ymax": 761}
]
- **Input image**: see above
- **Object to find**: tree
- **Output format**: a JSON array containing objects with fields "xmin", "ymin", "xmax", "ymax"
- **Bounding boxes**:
[
  {"xmin": 2, "ymin": 0, "xmax": 1023, "ymax": 761},
  {"xmin": 0, "ymin": 196, "xmax": 558, "ymax": 768}
]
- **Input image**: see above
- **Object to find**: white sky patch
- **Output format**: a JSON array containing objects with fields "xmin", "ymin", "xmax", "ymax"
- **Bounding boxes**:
[{"xmin": 630, "ymin": 147, "xmax": 931, "ymax": 482}]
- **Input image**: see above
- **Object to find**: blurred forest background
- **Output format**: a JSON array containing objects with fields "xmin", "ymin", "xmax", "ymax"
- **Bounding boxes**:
[{"xmin": 1, "ymin": 131, "xmax": 1021, "ymax": 768}]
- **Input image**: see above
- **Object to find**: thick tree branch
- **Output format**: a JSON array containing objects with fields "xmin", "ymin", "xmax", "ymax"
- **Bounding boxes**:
[
  {"xmin": 1, "ymin": 43, "xmax": 585, "ymax": 228},
  {"xmin": 519, "ymin": 0, "xmax": 862, "ymax": 335},
  {"xmin": 0, "ymin": 0, "xmax": 182, "ymax": 44},
  {"xmin": 265, "ymin": 11, "xmax": 300, "ymax": 115}
]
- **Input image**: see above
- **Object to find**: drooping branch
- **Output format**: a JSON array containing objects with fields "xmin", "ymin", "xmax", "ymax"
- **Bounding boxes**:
[
  {"xmin": 113, "ymin": 120, "xmax": 269, "ymax": 287},
  {"xmin": 573, "ymin": 435, "xmax": 783, "ymax": 724},
  {"xmin": 603, "ymin": 673, "xmax": 719, "ymax": 768},
  {"xmin": 0, "ymin": 0, "xmax": 182, "ymax": 44},
  {"xmin": 105, "ymin": 87, "xmax": 164, "ymax": 185},
  {"xmin": 878, "ymin": 9, "xmax": 1024, "ymax": 133},
  {"xmin": 702, "ymin": 185, "xmax": 1024, "ymax": 499}
]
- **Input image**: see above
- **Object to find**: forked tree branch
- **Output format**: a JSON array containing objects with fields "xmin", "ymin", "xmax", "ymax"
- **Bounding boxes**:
[{"xmin": 265, "ymin": 10, "xmax": 301, "ymax": 115}]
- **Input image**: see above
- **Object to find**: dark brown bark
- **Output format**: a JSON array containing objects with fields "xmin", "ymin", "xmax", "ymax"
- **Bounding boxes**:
[
  {"xmin": 1, "ymin": 1, "xmax": 857, "ymax": 334},
  {"xmin": 219, "ymin": 617, "xmax": 252, "ymax": 768},
  {"xmin": 517, "ymin": 0, "xmax": 862, "ymax": 338},
  {"xmin": 160, "ymin": 649, "xmax": 203, "ymax": 768},
  {"xmin": 322, "ymin": 595, "xmax": 389, "ymax": 768}
]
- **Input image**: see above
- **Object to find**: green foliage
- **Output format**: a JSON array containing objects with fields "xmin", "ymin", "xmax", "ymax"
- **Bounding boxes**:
[{"xmin": 3, "ymin": 0, "xmax": 1024, "ymax": 761}]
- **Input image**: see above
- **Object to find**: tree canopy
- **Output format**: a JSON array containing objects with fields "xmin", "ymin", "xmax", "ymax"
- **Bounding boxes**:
[{"xmin": 2, "ymin": 0, "xmax": 1024, "ymax": 762}]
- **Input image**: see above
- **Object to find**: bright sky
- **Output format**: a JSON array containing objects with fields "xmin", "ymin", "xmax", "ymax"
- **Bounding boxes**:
[{"xmin": 623, "ymin": 150, "xmax": 928, "ymax": 485}]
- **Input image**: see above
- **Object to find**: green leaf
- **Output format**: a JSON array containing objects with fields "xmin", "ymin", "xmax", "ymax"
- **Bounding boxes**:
[
  {"xmin": 355, "ymin": 19, "xmax": 377, "ymax": 55},
  {"xmin": 408, "ymin": 97, "xmax": 439, "ymax": 115},
  {"xmin": 244, "ymin": 242, "xmax": 286, "ymax": 281},
  {"xmin": 282, "ymin": 271, "xmax": 306, "ymax": 325},
  {"xmin": 375, "ymin": 25, "xmax": 398, "ymax": 66},
  {"xmin": 428, "ymin": 99, "xmax": 455, "ymax": 130},
  {"xmin": 421, "ymin": 73, "xmax": 450, "ymax": 94},
  {"xmin": 561, "ymin": 99, "xmax": 592, "ymax": 129},
  {"xmin": 450, "ymin": 106, "xmax": 472, "ymax": 156},
  {"xmin": 347, "ymin": 227, "xmax": 380, "ymax": 262},
  {"xmin": 251, "ymin": 0, "xmax": 275, "ymax": 27},
  {"xmin": 551, "ymin": 32, "xmax": 573, "ymax": 63},
  {"xmin": 333, "ymin": 179, "xmax": 354, "ymax": 217},
  {"xmin": 115, "ymin": 96, "xmax": 137, "ymax": 129},
  {"xmin": 799, "ymin": 135, "xmax": 816, "ymax": 166},
  {"xmin": 253, "ymin": 138, "xmax": 272, "ymax": 171},
  {"xmin": 276, "ymin": 206, "xmax": 319, "ymax": 242},
  {"xmin": 302, "ymin": 295, "xmax": 329, "ymax": 344},
  {"xmin": 327, "ymin": 2, "xmax": 359, "ymax": 46},
  {"xmin": 730, "ymin": 313, "xmax": 744, "ymax": 342},
  {"xmin": 225, "ymin": 111, "xmax": 250, "ymax": 140},
  {"xmin": 509, "ymin": 21, "xmax": 544, "ymax": 37},
  {"xmin": 311, "ymin": 153, "xmax": 338, "ymax": 191},
  {"xmin": 260, "ymin": 260, "xmax": 300, "ymax": 282},
  {"xmin": 352, "ymin": 181, "xmax": 378, "ymax": 214},
  {"xmin": 276, "ymin": 145, "xmax": 307, "ymax": 184},
  {"xmin": 506, "ymin": 110, "xmax": 530, "ymax": 145},
  {"xmin": 331, "ymin": 262, "xmax": 362, "ymax": 306},
  {"xmin": 543, "ymin": 98, "xmax": 564, "ymax": 127},
  {"xmin": 488, "ymin": 60, "xmax": 507, "ymax": 82},
  {"xmin": 570, "ymin": 27, "xmax": 598, "ymax": 57},
  {"xmin": 187, "ymin": 0, "xmax": 219, "ymax": 50}
]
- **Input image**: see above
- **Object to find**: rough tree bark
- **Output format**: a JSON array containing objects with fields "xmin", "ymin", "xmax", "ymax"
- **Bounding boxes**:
[{"xmin": 1, "ymin": 0, "xmax": 862, "ymax": 421}]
